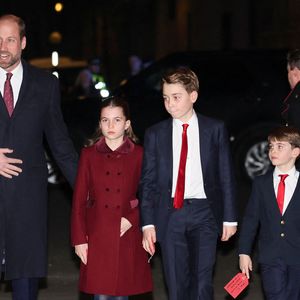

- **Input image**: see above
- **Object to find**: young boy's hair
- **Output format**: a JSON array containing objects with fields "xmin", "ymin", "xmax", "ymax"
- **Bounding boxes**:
[
  {"xmin": 162, "ymin": 66, "xmax": 199, "ymax": 93},
  {"xmin": 287, "ymin": 49, "xmax": 300, "ymax": 70},
  {"xmin": 268, "ymin": 126, "xmax": 300, "ymax": 149}
]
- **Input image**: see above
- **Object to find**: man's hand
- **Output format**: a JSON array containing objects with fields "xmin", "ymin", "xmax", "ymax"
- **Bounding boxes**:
[
  {"xmin": 120, "ymin": 217, "xmax": 132, "ymax": 237},
  {"xmin": 221, "ymin": 225, "xmax": 237, "ymax": 241},
  {"xmin": 142, "ymin": 227, "xmax": 156, "ymax": 256},
  {"xmin": 0, "ymin": 148, "xmax": 22, "ymax": 178},
  {"xmin": 239, "ymin": 254, "xmax": 252, "ymax": 279},
  {"xmin": 75, "ymin": 243, "xmax": 88, "ymax": 265}
]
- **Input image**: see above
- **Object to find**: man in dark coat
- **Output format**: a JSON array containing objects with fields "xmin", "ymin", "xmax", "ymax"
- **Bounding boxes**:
[
  {"xmin": 282, "ymin": 49, "xmax": 300, "ymax": 129},
  {"xmin": 0, "ymin": 14, "xmax": 78, "ymax": 299}
]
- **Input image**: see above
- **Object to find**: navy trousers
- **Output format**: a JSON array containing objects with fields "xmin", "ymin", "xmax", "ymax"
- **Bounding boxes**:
[
  {"xmin": 11, "ymin": 278, "xmax": 39, "ymax": 300},
  {"xmin": 159, "ymin": 199, "xmax": 218, "ymax": 300},
  {"xmin": 261, "ymin": 258, "xmax": 300, "ymax": 300}
]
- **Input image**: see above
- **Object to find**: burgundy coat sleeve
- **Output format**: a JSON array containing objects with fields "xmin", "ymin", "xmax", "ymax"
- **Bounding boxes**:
[{"xmin": 71, "ymin": 148, "xmax": 90, "ymax": 246}]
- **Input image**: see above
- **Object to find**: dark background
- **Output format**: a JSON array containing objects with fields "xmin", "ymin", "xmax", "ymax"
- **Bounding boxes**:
[{"xmin": 2, "ymin": 0, "xmax": 300, "ymax": 86}]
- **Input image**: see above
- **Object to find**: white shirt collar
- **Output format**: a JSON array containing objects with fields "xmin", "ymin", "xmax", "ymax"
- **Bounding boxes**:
[
  {"xmin": 273, "ymin": 166, "xmax": 297, "ymax": 178},
  {"xmin": 173, "ymin": 110, "xmax": 197, "ymax": 127},
  {"xmin": 0, "ymin": 61, "xmax": 23, "ymax": 76}
]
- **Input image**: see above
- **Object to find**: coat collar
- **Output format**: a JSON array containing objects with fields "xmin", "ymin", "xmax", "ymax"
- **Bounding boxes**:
[{"xmin": 95, "ymin": 136, "xmax": 135, "ymax": 154}]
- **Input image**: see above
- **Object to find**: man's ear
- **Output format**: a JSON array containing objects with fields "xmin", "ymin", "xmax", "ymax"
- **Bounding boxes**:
[{"xmin": 21, "ymin": 36, "xmax": 26, "ymax": 50}]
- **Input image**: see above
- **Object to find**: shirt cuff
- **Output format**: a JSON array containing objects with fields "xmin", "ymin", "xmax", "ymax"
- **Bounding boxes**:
[
  {"xmin": 142, "ymin": 224, "xmax": 155, "ymax": 231},
  {"xmin": 223, "ymin": 222, "xmax": 238, "ymax": 226}
]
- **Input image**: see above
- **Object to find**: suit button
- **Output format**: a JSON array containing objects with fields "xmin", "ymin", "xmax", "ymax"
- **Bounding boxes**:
[
  {"xmin": 280, "ymin": 233, "xmax": 285, "ymax": 237},
  {"xmin": 117, "ymin": 189, "xmax": 120, "ymax": 193},
  {"xmin": 280, "ymin": 220, "xmax": 285, "ymax": 225},
  {"xmin": 105, "ymin": 188, "xmax": 110, "ymax": 192},
  {"xmin": 116, "ymin": 205, "xmax": 120, "ymax": 209},
  {"xmin": 106, "ymin": 171, "xmax": 110, "ymax": 175},
  {"xmin": 105, "ymin": 204, "xmax": 108, "ymax": 208},
  {"xmin": 117, "ymin": 172, "xmax": 121, "ymax": 175}
]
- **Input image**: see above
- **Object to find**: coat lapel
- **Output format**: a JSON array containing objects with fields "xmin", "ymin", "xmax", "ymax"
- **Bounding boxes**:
[
  {"xmin": 160, "ymin": 119, "xmax": 173, "ymax": 188},
  {"xmin": 11, "ymin": 61, "xmax": 33, "ymax": 118},
  {"xmin": 197, "ymin": 114, "xmax": 210, "ymax": 179}
]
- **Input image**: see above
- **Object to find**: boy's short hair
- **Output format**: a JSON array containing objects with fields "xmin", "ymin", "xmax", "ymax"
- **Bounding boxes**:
[
  {"xmin": 268, "ymin": 126, "xmax": 300, "ymax": 148},
  {"xmin": 287, "ymin": 49, "xmax": 300, "ymax": 70},
  {"xmin": 162, "ymin": 66, "xmax": 199, "ymax": 93}
]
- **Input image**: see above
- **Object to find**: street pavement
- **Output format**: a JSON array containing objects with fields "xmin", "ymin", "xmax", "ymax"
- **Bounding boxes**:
[{"xmin": 0, "ymin": 181, "xmax": 265, "ymax": 299}]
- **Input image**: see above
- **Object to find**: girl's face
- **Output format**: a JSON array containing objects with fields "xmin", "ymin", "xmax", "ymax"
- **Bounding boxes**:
[{"xmin": 99, "ymin": 106, "xmax": 130, "ymax": 144}]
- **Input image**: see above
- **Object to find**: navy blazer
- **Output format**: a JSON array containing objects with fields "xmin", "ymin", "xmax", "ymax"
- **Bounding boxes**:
[
  {"xmin": 239, "ymin": 170, "xmax": 300, "ymax": 265},
  {"xmin": 140, "ymin": 112, "xmax": 236, "ymax": 241}
]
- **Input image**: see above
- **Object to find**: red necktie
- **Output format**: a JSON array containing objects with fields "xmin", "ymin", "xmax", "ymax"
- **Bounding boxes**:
[
  {"xmin": 173, "ymin": 123, "xmax": 189, "ymax": 209},
  {"xmin": 277, "ymin": 174, "xmax": 288, "ymax": 215},
  {"xmin": 3, "ymin": 72, "xmax": 14, "ymax": 116}
]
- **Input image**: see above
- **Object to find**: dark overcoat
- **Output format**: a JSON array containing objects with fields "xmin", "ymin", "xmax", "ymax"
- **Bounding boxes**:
[
  {"xmin": 0, "ymin": 61, "xmax": 78, "ymax": 279},
  {"xmin": 71, "ymin": 138, "xmax": 152, "ymax": 296}
]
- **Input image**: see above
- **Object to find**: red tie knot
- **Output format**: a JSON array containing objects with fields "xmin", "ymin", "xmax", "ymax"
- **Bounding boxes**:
[
  {"xmin": 6, "ymin": 73, "xmax": 13, "ymax": 81},
  {"xmin": 279, "ymin": 174, "xmax": 288, "ymax": 182},
  {"xmin": 182, "ymin": 123, "xmax": 189, "ymax": 132}
]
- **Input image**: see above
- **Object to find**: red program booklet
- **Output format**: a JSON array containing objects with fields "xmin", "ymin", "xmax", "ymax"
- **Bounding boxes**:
[{"xmin": 224, "ymin": 272, "xmax": 249, "ymax": 298}]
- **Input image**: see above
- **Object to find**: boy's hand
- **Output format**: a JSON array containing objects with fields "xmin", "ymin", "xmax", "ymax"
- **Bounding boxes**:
[
  {"xmin": 120, "ymin": 217, "xmax": 132, "ymax": 237},
  {"xmin": 0, "ymin": 148, "xmax": 23, "ymax": 178},
  {"xmin": 239, "ymin": 254, "xmax": 252, "ymax": 279},
  {"xmin": 221, "ymin": 225, "xmax": 237, "ymax": 241},
  {"xmin": 75, "ymin": 243, "xmax": 88, "ymax": 265},
  {"xmin": 142, "ymin": 227, "xmax": 156, "ymax": 256}
]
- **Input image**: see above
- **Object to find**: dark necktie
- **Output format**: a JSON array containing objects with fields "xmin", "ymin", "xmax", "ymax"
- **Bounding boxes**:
[
  {"xmin": 3, "ymin": 72, "xmax": 14, "ymax": 116},
  {"xmin": 277, "ymin": 174, "xmax": 288, "ymax": 215},
  {"xmin": 173, "ymin": 123, "xmax": 189, "ymax": 209}
]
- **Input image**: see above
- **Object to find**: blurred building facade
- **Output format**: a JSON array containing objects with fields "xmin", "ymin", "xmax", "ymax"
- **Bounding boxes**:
[{"xmin": 2, "ymin": 0, "xmax": 300, "ymax": 85}]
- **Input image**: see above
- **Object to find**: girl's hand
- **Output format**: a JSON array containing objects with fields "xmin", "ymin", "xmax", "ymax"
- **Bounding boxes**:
[
  {"xmin": 75, "ymin": 243, "xmax": 88, "ymax": 265},
  {"xmin": 239, "ymin": 254, "xmax": 252, "ymax": 279},
  {"xmin": 120, "ymin": 217, "xmax": 132, "ymax": 237}
]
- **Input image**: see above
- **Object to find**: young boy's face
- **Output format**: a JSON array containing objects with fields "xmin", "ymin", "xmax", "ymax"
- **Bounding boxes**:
[
  {"xmin": 268, "ymin": 139, "xmax": 300, "ymax": 171},
  {"xmin": 163, "ymin": 82, "xmax": 197, "ymax": 123}
]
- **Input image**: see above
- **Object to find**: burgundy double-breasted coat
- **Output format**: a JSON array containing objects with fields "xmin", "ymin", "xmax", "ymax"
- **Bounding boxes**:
[{"xmin": 71, "ymin": 137, "xmax": 152, "ymax": 296}]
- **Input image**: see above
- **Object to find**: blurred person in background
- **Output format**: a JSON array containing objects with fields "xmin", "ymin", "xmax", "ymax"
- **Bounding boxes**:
[
  {"xmin": 0, "ymin": 14, "xmax": 78, "ymax": 300},
  {"xmin": 282, "ymin": 49, "xmax": 300, "ymax": 130},
  {"xmin": 74, "ymin": 58, "xmax": 108, "ymax": 98}
]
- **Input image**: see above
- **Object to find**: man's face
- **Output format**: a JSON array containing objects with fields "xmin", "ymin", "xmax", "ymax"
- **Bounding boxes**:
[
  {"xmin": 0, "ymin": 19, "xmax": 26, "ymax": 72},
  {"xmin": 163, "ymin": 83, "xmax": 197, "ymax": 123},
  {"xmin": 287, "ymin": 65, "xmax": 300, "ymax": 89}
]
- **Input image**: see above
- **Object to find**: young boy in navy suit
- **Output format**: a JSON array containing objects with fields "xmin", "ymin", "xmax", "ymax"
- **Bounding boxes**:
[
  {"xmin": 140, "ymin": 66, "xmax": 237, "ymax": 300},
  {"xmin": 239, "ymin": 126, "xmax": 300, "ymax": 300}
]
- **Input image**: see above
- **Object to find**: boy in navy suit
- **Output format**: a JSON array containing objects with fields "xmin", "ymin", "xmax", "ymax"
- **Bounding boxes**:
[
  {"xmin": 140, "ymin": 67, "xmax": 237, "ymax": 300},
  {"xmin": 239, "ymin": 126, "xmax": 300, "ymax": 300}
]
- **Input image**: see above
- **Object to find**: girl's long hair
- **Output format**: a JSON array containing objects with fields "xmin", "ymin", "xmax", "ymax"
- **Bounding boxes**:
[{"xmin": 86, "ymin": 96, "xmax": 139, "ymax": 146}]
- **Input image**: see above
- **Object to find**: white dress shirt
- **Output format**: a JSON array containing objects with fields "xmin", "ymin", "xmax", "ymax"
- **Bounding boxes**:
[
  {"xmin": 172, "ymin": 112, "xmax": 206, "ymax": 199},
  {"xmin": 0, "ymin": 62, "xmax": 23, "ymax": 107},
  {"xmin": 273, "ymin": 166, "xmax": 299, "ymax": 214}
]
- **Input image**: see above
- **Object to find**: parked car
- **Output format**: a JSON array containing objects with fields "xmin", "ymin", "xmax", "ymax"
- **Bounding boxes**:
[
  {"xmin": 115, "ymin": 50, "xmax": 290, "ymax": 180},
  {"xmin": 45, "ymin": 50, "xmax": 290, "ymax": 183}
]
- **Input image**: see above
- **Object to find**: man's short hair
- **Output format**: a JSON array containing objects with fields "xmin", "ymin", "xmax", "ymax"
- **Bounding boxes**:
[
  {"xmin": 268, "ymin": 126, "xmax": 300, "ymax": 148},
  {"xmin": 287, "ymin": 49, "xmax": 300, "ymax": 70},
  {"xmin": 162, "ymin": 66, "xmax": 199, "ymax": 93},
  {"xmin": 0, "ymin": 14, "xmax": 26, "ymax": 39}
]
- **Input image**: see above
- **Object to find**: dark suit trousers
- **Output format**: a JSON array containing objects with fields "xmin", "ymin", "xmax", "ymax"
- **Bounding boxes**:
[
  {"xmin": 11, "ymin": 278, "xmax": 39, "ymax": 300},
  {"xmin": 261, "ymin": 258, "xmax": 300, "ymax": 300},
  {"xmin": 159, "ymin": 199, "xmax": 218, "ymax": 300}
]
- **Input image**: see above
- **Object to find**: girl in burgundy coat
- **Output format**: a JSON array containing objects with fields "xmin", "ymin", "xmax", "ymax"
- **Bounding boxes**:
[{"xmin": 71, "ymin": 97, "xmax": 152, "ymax": 299}]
